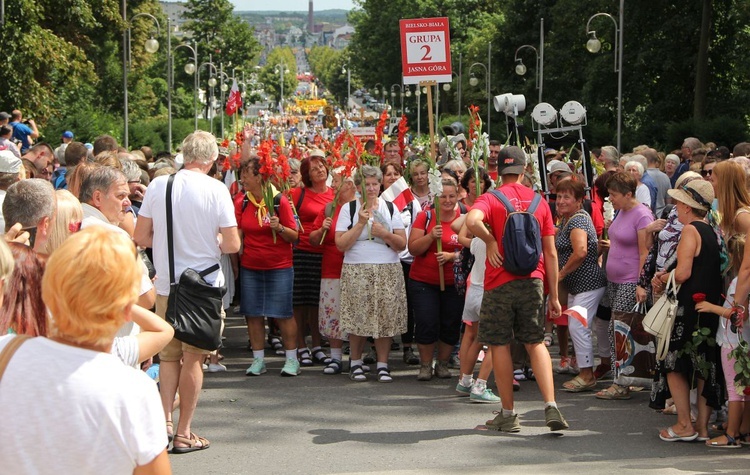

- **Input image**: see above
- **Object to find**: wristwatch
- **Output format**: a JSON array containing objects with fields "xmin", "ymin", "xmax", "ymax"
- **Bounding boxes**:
[{"xmin": 278, "ymin": 226, "xmax": 285, "ymax": 234}]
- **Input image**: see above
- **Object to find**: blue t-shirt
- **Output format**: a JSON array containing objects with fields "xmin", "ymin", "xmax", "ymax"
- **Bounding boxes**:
[{"xmin": 9, "ymin": 121, "xmax": 33, "ymax": 153}]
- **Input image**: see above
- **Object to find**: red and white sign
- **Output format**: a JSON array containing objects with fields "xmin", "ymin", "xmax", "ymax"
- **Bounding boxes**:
[{"xmin": 400, "ymin": 17, "xmax": 452, "ymax": 85}]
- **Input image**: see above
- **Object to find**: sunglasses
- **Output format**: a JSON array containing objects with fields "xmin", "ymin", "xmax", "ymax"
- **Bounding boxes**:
[{"xmin": 700, "ymin": 169, "xmax": 713, "ymax": 177}]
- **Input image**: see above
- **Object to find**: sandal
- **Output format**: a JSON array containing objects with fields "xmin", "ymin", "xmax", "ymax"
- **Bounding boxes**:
[
  {"xmin": 312, "ymin": 349, "xmax": 332, "ymax": 365},
  {"xmin": 377, "ymin": 367, "xmax": 393, "ymax": 383},
  {"xmin": 172, "ymin": 432, "xmax": 211, "ymax": 454},
  {"xmin": 595, "ymin": 384, "xmax": 631, "ymax": 400},
  {"xmin": 323, "ymin": 359, "xmax": 343, "ymax": 375},
  {"xmin": 349, "ymin": 364, "xmax": 367, "ymax": 382},
  {"xmin": 562, "ymin": 375, "xmax": 597, "ymax": 393},
  {"xmin": 269, "ymin": 336, "xmax": 284, "ymax": 356},
  {"xmin": 706, "ymin": 433, "xmax": 742, "ymax": 448},
  {"xmin": 166, "ymin": 421, "xmax": 174, "ymax": 443},
  {"xmin": 298, "ymin": 349, "xmax": 314, "ymax": 367}
]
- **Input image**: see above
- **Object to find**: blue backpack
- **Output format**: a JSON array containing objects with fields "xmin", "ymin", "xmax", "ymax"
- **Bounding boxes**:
[{"xmin": 489, "ymin": 189, "xmax": 542, "ymax": 276}]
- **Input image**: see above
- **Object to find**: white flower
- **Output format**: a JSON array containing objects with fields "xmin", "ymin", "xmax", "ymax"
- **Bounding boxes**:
[
  {"xmin": 428, "ymin": 167, "xmax": 443, "ymax": 196},
  {"xmin": 603, "ymin": 198, "xmax": 615, "ymax": 221}
]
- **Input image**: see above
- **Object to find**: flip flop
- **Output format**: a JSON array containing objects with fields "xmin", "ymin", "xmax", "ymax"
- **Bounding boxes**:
[
  {"xmin": 562, "ymin": 375, "xmax": 597, "ymax": 393},
  {"xmin": 659, "ymin": 427, "xmax": 698, "ymax": 442},
  {"xmin": 172, "ymin": 432, "xmax": 211, "ymax": 454},
  {"xmin": 706, "ymin": 433, "xmax": 741, "ymax": 448}
]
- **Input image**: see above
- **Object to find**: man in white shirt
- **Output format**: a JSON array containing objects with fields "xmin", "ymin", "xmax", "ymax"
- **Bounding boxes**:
[
  {"xmin": 79, "ymin": 165, "xmax": 155, "ymax": 309},
  {"xmin": 135, "ymin": 130, "xmax": 240, "ymax": 453},
  {"xmin": 0, "ymin": 150, "xmax": 22, "ymax": 231}
]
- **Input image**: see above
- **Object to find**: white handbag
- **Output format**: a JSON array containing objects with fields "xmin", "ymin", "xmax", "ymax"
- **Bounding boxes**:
[{"xmin": 643, "ymin": 270, "xmax": 681, "ymax": 361}]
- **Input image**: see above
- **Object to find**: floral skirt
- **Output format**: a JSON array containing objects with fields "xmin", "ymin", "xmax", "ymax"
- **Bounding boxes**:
[
  {"xmin": 318, "ymin": 278, "xmax": 346, "ymax": 340},
  {"xmin": 339, "ymin": 263, "xmax": 407, "ymax": 338},
  {"xmin": 649, "ymin": 307, "xmax": 725, "ymax": 410}
]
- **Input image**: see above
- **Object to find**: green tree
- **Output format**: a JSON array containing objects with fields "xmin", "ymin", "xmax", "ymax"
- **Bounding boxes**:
[{"xmin": 258, "ymin": 48, "xmax": 298, "ymax": 110}]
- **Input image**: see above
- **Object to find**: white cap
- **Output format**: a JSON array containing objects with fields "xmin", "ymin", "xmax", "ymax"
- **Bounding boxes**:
[
  {"xmin": 0, "ymin": 150, "xmax": 21, "ymax": 173},
  {"xmin": 546, "ymin": 159, "xmax": 570, "ymax": 174}
]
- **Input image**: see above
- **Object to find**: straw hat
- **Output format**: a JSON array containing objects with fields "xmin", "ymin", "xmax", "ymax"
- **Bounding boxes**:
[{"xmin": 667, "ymin": 179, "xmax": 714, "ymax": 211}]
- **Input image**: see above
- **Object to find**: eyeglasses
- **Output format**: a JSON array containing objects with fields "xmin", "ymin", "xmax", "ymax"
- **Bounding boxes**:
[
  {"xmin": 700, "ymin": 169, "xmax": 713, "ymax": 177},
  {"xmin": 127, "ymin": 180, "xmax": 141, "ymax": 184}
]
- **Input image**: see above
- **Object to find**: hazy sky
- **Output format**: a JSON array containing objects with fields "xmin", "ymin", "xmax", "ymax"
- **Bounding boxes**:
[{"xmin": 230, "ymin": 0, "xmax": 356, "ymax": 11}]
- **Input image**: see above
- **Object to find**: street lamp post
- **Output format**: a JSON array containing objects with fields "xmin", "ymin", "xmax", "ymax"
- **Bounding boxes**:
[
  {"xmin": 514, "ymin": 19, "xmax": 544, "ymax": 104},
  {"xmin": 390, "ymin": 84, "xmax": 404, "ymax": 117},
  {"xmin": 585, "ymin": 2, "xmax": 623, "ymax": 151},
  {"xmin": 122, "ymin": 6, "xmax": 160, "ymax": 149},
  {"xmin": 341, "ymin": 64, "xmax": 351, "ymax": 116},
  {"xmin": 218, "ymin": 65, "xmax": 230, "ymax": 138},
  {"xmin": 168, "ymin": 40, "xmax": 198, "ymax": 153},
  {"xmin": 199, "ymin": 58, "xmax": 218, "ymax": 133},
  {"xmin": 275, "ymin": 62, "xmax": 289, "ymax": 116},
  {"xmin": 469, "ymin": 62, "xmax": 490, "ymax": 135}
]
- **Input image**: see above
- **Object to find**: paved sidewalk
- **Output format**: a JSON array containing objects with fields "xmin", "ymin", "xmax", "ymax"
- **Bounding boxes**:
[{"xmin": 169, "ymin": 311, "xmax": 750, "ymax": 474}]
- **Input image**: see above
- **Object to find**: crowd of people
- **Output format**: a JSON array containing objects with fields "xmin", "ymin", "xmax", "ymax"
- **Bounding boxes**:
[{"xmin": 2, "ymin": 105, "xmax": 750, "ymax": 473}]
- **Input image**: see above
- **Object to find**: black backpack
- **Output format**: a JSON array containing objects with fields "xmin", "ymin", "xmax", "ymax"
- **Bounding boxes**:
[
  {"xmin": 489, "ymin": 190, "xmax": 542, "ymax": 276},
  {"xmin": 242, "ymin": 193, "xmax": 283, "ymax": 214}
]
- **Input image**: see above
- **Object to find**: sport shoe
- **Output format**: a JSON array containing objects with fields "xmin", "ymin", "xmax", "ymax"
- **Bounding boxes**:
[
  {"xmin": 545, "ymin": 405, "xmax": 569, "ymax": 431},
  {"xmin": 245, "ymin": 359, "xmax": 267, "ymax": 376},
  {"xmin": 456, "ymin": 380, "xmax": 473, "ymax": 396},
  {"xmin": 434, "ymin": 361, "xmax": 452, "ymax": 379},
  {"xmin": 485, "ymin": 411, "xmax": 521, "ymax": 432},
  {"xmin": 207, "ymin": 363, "xmax": 227, "ymax": 373},
  {"xmin": 447, "ymin": 354, "xmax": 461, "ymax": 369},
  {"xmin": 470, "ymin": 388, "xmax": 501, "ymax": 404},
  {"xmin": 417, "ymin": 363, "xmax": 433, "ymax": 381},
  {"xmin": 403, "ymin": 347, "xmax": 420, "ymax": 365},
  {"xmin": 202, "ymin": 363, "xmax": 208, "ymax": 371},
  {"xmin": 280, "ymin": 358, "xmax": 301, "ymax": 377},
  {"xmin": 554, "ymin": 356, "xmax": 573, "ymax": 374}
]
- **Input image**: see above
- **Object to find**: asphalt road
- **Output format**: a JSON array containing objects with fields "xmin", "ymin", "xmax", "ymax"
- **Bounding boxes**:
[{"xmin": 169, "ymin": 311, "xmax": 750, "ymax": 474}]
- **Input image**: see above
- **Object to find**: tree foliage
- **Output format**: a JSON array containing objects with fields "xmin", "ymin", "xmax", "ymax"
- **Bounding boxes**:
[
  {"xmin": 348, "ymin": 0, "xmax": 750, "ymax": 150},
  {"xmin": 257, "ymin": 47, "xmax": 298, "ymax": 107}
]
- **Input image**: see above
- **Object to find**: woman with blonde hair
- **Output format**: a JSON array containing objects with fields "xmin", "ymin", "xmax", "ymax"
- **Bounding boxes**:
[
  {"xmin": 0, "ymin": 227, "xmax": 171, "ymax": 473},
  {"xmin": 713, "ymin": 161, "xmax": 750, "ymax": 237},
  {"xmin": 43, "ymin": 189, "xmax": 83, "ymax": 254},
  {"xmin": 0, "ymin": 238, "xmax": 14, "ymax": 306}
]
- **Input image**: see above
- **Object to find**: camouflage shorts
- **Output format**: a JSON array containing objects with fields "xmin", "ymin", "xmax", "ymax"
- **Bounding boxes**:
[{"xmin": 478, "ymin": 279, "xmax": 545, "ymax": 346}]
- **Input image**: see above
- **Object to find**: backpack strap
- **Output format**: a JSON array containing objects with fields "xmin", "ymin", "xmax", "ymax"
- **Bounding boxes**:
[
  {"xmin": 385, "ymin": 200, "xmax": 394, "ymax": 218},
  {"xmin": 457, "ymin": 201, "xmax": 468, "ymax": 214},
  {"xmin": 489, "ymin": 189, "xmax": 516, "ymax": 214},
  {"xmin": 295, "ymin": 187, "xmax": 306, "ymax": 211},
  {"xmin": 347, "ymin": 200, "xmax": 357, "ymax": 230},
  {"xmin": 0, "ymin": 335, "xmax": 31, "ymax": 386},
  {"xmin": 527, "ymin": 193, "xmax": 542, "ymax": 214},
  {"xmin": 424, "ymin": 210, "xmax": 432, "ymax": 230}
]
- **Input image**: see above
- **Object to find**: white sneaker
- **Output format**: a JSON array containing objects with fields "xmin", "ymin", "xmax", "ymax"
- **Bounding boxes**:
[
  {"xmin": 202, "ymin": 363, "xmax": 209, "ymax": 371},
  {"xmin": 208, "ymin": 363, "xmax": 227, "ymax": 373}
]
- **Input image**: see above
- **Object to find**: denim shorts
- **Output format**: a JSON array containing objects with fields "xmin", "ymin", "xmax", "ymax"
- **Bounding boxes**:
[{"xmin": 240, "ymin": 267, "xmax": 294, "ymax": 318}]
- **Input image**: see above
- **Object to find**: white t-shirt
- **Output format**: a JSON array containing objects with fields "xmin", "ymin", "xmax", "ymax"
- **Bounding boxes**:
[
  {"xmin": 635, "ymin": 183, "xmax": 651, "ymax": 207},
  {"xmin": 717, "ymin": 278, "xmax": 750, "ymax": 347},
  {"xmin": 0, "ymin": 336, "xmax": 166, "ymax": 474},
  {"xmin": 111, "ymin": 335, "xmax": 141, "ymax": 368},
  {"xmin": 0, "ymin": 189, "xmax": 6, "ymax": 231},
  {"xmin": 139, "ymin": 169, "xmax": 237, "ymax": 296},
  {"xmin": 398, "ymin": 198, "xmax": 423, "ymax": 263},
  {"xmin": 335, "ymin": 197, "xmax": 404, "ymax": 265}
]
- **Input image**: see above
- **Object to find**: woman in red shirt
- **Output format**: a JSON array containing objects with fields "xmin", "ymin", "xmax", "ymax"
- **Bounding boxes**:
[
  {"xmin": 290, "ymin": 152, "xmax": 334, "ymax": 367},
  {"xmin": 309, "ymin": 172, "xmax": 356, "ymax": 374},
  {"xmin": 408, "ymin": 177, "xmax": 466, "ymax": 381},
  {"xmin": 236, "ymin": 156, "xmax": 301, "ymax": 377}
]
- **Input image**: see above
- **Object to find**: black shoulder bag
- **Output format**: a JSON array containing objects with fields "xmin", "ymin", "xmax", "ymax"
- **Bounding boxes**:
[{"xmin": 164, "ymin": 174, "xmax": 225, "ymax": 351}]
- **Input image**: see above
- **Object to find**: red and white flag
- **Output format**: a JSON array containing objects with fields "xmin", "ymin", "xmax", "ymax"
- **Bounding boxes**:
[
  {"xmin": 563, "ymin": 305, "xmax": 588, "ymax": 327},
  {"xmin": 225, "ymin": 79, "xmax": 242, "ymax": 116},
  {"xmin": 380, "ymin": 176, "xmax": 415, "ymax": 211}
]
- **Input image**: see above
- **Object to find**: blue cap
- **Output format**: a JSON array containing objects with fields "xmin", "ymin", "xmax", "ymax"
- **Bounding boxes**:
[
  {"xmin": 84, "ymin": 142, "xmax": 93, "ymax": 150},
  {"xmin": 62, "ymin": 131, "xmax": 74, "ymax": 139}
]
